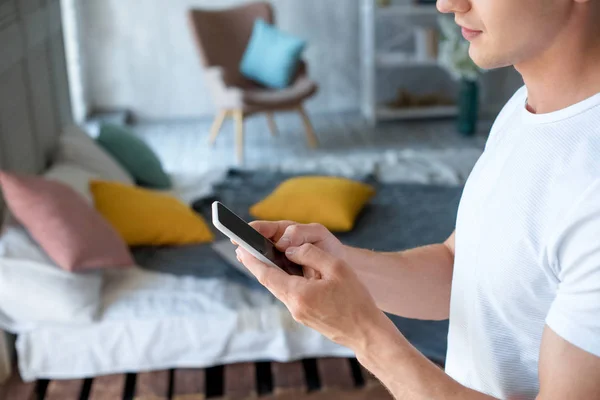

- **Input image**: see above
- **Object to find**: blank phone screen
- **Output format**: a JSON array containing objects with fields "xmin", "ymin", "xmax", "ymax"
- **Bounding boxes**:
[{"xmin": 216, "ymin": 203, "xmax": 304, "ymax": 276}]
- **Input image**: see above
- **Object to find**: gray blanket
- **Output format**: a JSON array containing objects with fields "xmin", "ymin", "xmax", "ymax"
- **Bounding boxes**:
[{"xmin": 132, "ymin": 169, "xmax": 462, "ymax": 364}]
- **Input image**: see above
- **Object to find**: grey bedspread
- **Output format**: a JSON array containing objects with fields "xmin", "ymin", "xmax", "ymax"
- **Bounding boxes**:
[{"xmin": 132, "ymin": 169, "xmax": 463, "ymax": 364}]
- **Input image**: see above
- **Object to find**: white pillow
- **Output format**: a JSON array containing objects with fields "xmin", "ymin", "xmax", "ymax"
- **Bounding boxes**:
[
  {"xmin": 55, "ymin": 125, "xmax": 134, "ymax": 185},
  {"xmin": 0, "ymin": 226, "xmax": 103, "ymax": 326},
  {"xmin": 44, "ymin": 163, "xmax": 101, "ymax": 204}
]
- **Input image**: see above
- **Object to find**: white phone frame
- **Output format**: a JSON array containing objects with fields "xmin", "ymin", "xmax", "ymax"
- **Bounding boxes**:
[{"xmin": 211, "ymin": 201, "xmax": 281, "ymax": 270}]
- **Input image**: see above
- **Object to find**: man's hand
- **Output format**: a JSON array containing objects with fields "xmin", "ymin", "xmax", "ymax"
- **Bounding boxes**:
[
  {"xmin": 236, "ymin": 242, "xmax": 394, "ymax": 350},
  {"xmin": 248, "ymin": 221, "xmax": 346, "ymax": 259}
]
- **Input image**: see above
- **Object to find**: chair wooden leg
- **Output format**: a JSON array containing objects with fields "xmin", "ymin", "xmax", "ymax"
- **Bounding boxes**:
[
  {"xmin": 208, "ymin": 109, "xmax": 229, "ymax": 145},
  {"xmin": 297, "ymin": 106, "xmax": 319, "ymax": 148},
  {"xmin": 234, "ymin": 110, "xmax": 245, "ymax": 165},
  {"xmin": 266, "ymin": 112, "xmax": 279, "ymax": 137}
]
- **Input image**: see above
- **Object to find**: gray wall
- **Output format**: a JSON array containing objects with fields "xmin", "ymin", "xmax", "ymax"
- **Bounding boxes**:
[
  {"xmin": 0, "ymin": 0, "xmax": 71, "ymax": 172},
  {"xmin": 76, "ymin": 0, "xmax": 522, "ymax": 120}
]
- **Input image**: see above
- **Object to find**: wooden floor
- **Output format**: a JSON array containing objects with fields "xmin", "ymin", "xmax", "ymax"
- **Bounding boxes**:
[{"xmin": 0, "ymin": 358, "xmax": 393, "ymax": 400}]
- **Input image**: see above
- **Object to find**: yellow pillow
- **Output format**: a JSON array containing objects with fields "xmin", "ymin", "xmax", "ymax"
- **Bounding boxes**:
[
  {"xmin": 250, "ymin": 176, "xmax": 375, "ymax": 232},
  {"xmin": 90, "ymin": 180, "xmax": 214, "ymax": 246}
]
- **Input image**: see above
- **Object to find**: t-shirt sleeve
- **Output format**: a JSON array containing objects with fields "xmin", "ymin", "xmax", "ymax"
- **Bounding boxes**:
[{"xmin": 546, "ymin": 180, "xmax": 600, "ymax": 357}]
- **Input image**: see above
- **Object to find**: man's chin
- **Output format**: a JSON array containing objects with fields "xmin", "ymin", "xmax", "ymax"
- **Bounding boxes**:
[{"xmin": 469, "ymin": 47, "xmax": 513, "ymax": 70}]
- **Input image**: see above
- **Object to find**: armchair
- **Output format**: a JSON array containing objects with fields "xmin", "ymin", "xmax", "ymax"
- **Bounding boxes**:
[{"xmin": 188, "ymin": 2, "xmax": 319, "ymax": 164}]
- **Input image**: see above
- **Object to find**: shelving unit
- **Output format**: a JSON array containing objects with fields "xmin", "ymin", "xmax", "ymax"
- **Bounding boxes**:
[{"xmin": 361, "ymin": 0, "xmax": 457, "ymax": 124}]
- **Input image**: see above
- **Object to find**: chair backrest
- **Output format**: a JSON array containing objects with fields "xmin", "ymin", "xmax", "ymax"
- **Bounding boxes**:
[{"xmin": 188, "ymin": 2, "xmax": 274, "ymax": 89}]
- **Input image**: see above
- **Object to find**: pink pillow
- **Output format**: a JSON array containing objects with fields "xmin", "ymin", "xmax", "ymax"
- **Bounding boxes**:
[{"xmin": 0, "ymin": 171, "xmax": 134, "ymax": 271}]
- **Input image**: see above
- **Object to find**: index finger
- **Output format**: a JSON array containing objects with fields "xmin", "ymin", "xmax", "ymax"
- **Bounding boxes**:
[{"xmin": 249, "ymin": 220, "xmax": 297, "ymax": 242}]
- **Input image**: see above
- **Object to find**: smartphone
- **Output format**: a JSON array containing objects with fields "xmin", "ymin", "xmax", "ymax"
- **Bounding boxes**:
[{"xmin": 212, "ymin": 201, "xmax": 304, "ymax": 277}]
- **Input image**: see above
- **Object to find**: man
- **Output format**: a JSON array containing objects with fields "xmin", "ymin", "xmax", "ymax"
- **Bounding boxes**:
[{"xmin": 236, "ymin": 0, "xmax": 600, "ymax": 398}]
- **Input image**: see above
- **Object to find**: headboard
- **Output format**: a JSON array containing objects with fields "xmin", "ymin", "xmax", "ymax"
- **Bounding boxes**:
[{"xmin": 0, "ymin": 0, "xmax": 72, "ymax": 216}]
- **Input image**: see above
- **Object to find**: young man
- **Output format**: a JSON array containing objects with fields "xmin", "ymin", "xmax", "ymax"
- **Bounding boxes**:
[{"xmin": 236, "ymin": 0, "xmax": 600, "ymax": 398}]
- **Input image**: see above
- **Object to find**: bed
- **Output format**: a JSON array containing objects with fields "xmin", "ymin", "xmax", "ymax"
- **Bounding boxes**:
[{"xmin": 1, "ymin": 168, "xmax": 458, "ymax": 382}]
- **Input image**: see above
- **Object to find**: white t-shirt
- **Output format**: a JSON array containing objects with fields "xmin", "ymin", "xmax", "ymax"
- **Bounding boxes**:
[{"xmin": 446, "ymin": 86, "xmax": 600, "ymax": 399}]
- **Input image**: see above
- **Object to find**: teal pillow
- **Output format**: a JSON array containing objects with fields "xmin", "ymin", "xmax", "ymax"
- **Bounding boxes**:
[
  {"xmin": 96, "ymin": 124, "xmax": 171, "ymax": 189},
  {"xmin": 240, "ymin": 19, "xmax": 307, "ymax": 89}
]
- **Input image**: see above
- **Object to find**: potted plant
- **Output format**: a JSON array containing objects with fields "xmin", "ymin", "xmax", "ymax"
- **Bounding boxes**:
[{"xmin": 438, "ymin": 16, "xmax": 485, "ymax": 136}]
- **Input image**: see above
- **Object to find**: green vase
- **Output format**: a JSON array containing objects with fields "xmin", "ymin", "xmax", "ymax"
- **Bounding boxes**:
[{"xmin": 457, "ymin": 79, "xmax": 479, "ymax": 136}]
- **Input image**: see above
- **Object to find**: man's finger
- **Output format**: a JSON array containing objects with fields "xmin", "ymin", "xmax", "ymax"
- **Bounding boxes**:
[
  {"xmin": 276, "ymin": 223, "xmax": 328, "ymax": 250},
  {"xmin": 236, "ymin": 247, "xmax": 303, "ymax": 301},
  {"xmin": 249, "ymin": 220, "xmax": 297, "ymax": 242},
  {"xmin": 285, "ymin": 243, "xmax": 341, "ymax": 275}
]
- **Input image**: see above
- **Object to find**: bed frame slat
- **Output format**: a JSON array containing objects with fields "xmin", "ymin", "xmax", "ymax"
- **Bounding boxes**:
[
  {"xmin": 88, "ymin": 374, "xmax": 126, "ymax": 400},
  {"xmin": 0, "ymin": 367, "xmax": 35, "ymax": 400},
  {"xmin": 223, "ymin": 362, "xmax": 256, "ymax": 399},
  {"xmin": 271, "ymin": 361, "xmax": 306, "ymax": 395},
  {"xmin": 135, "ymin": 370, "xmax": 170, "ymax": 400},
  {"xmin": 316, "ymin": 358, "xmax": 354, "ymax": 391},
  {"xmin": 172, "ymin": 368, "xmax": 205, "ymax": 400},
  {"xmin": 44, "ymin": 379, "xmax": 85, "ymax": 400}
]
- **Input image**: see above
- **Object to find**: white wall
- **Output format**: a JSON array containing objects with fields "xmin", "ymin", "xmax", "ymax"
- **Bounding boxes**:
[
  {"xmin": 76, "ymin": 0, "xmax": 522, "ymax": 120},
  {"xmin": 78, "ymin": 0, "xmax": 361, "ymax": 119}
]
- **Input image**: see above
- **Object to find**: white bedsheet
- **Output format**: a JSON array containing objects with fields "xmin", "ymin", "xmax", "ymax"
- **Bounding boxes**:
[{"xmin": 16, "ymin": 267, "xmax": 352, "ymax": 381}]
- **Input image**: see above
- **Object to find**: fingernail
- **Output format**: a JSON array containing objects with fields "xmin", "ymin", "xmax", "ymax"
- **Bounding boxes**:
[
  {"xmin": 235, "ymin": 248, "xmax": 241, "ymax": 257},
  {"xmin": 285, "ymin": 247, "xmax": 296, "ymax": 256},
  {"xmin": 279, "ymin": 236, "xmax": 291, "ymax": 246}
]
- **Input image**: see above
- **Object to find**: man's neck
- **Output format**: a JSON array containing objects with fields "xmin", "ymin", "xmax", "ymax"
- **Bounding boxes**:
[{"xmin": 515, "ymin": 4, "xmax": 600, "ymax": 114}]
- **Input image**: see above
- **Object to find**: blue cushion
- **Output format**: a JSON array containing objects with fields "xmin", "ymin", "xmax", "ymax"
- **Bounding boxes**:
[{"xmin": 240, "ymin": 19, "xmax": 307, "ymax": 89}]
